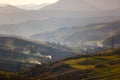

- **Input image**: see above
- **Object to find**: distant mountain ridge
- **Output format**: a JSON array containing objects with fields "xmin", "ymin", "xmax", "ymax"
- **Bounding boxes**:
[
  {"xmin": 41, "ymin": 0, "xmax": 120, "ymax": 11},
  {"xmin": 0, "ymin": 0, "xmax": 120, "ymax": 37},
  {"xmin": 32, "ymin": 21, "xmax": 120, "ymax": 47},
  {"xmin": 0, "ymin": 4, "xmax": 24, "ymax": 13},
  {"xmin": 0, "ymin": 16, "xmax": 120, "ymax": 36}
]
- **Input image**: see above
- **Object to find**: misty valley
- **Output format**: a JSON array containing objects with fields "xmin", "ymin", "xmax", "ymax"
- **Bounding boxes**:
[{"xmin": 0, "ymin": 0, "xmax": 120, "ymax": 80}]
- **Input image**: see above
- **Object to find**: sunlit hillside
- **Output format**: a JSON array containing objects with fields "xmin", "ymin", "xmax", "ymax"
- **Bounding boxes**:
[
  {"xmin": 0, "ymin": 48, "xmax": 119, "ymax": 80},
  {"xmin": 0, "ymin": 0, "xmax": 120, "ymax": 80}
]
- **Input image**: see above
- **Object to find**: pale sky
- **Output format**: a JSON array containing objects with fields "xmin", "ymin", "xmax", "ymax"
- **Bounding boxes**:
[{"xmin": 0, "ymin": 0, "xmax": 58, "ymax": 5}]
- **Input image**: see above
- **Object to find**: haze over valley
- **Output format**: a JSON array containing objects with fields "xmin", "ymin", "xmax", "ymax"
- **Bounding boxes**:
[
  {"xmin": 0, "ymin": 0, "xmax": 120, "ymax": 37},
  {"xmin": 0, "ymin": 0, "xmax": 120, "ymax": 80}
]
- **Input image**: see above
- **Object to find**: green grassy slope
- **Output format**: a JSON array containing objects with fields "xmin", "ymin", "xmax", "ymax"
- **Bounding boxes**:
[
  {"xmin": 0, "ymin": 49, "xmax": 120, "ymax": 80},
  {"xmin": 63, "ymin": 49, "xmax": 120, "ymax": 80}
]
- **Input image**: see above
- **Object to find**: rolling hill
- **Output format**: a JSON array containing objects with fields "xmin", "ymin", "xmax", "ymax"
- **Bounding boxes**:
[
  {"xmin": 0, "ymin": 0, "xmax": 120, "ymax": 36},
  {"xmin": 0, "ymin": 48, "xmax": 45, "ymax": 72},
  {"xmin": 0, "ymin": 36, "xmax": 74, "ymax": 61},
  {"xmin": 0, "ymin": 35, "xmax": 75, "ymax": 72},
  {"xmin": 0, "ymin": 48, "xmax": 120, "ymax": 80},
  {"xmin": 32, "ymin": 21, "xmax": 120, "ymax": 47},
  {"xmin": 1, "ymin": 16, "xmax": 120, "ymax": 36},
  {"xmin": 16, "ymin": 48, "xmax": 120, "ymax": 80}
]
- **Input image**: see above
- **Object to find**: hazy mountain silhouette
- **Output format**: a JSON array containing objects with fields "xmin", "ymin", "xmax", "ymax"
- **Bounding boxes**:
[
  {"xmin": 41, "ymin": 0, "xmax": 120, "ymax": 11},
  {"xmin": 32, "ymin": 21, "xmax": 120, "ymax": 47},
  {"xmin": 41, "ymin": 0, "xmax": 96, "ymax": 11},
  {"xmin": 0, "ymin": 4, "xmax": 24, "ymax": 13},
  {"xmin": 0, "ymin": 0, "xmax": 120, "ymax": 37}
]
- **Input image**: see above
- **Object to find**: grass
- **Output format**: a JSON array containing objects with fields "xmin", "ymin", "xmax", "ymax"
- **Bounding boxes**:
[
  {"xmin": 0, "ymin": 49, "xmax": 120, "ymax": 80},
  {"xmin": 63, "ymin": 50, "xmax": 120, "ymax": 79},
  {"xmin": 64, "ymin": 55, "xmax": 119, "ymax": 70}
]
